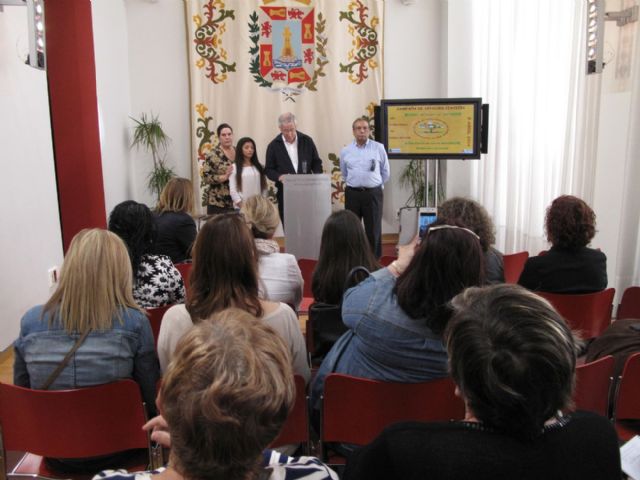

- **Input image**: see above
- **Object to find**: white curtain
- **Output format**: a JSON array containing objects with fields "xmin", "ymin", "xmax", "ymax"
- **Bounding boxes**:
[
  {"xmin": 611, "ymin": 22, "xmax": 640, "ymax": 291},
  {"xmin": 452, "ymin": 0, "xmax": 599, "ymax": 255}
]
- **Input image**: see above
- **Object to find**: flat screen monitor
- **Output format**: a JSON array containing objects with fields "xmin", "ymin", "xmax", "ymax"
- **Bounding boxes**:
[{"xmin": 380, "ymin": 98, "xmax": 485, "ymax": 159}]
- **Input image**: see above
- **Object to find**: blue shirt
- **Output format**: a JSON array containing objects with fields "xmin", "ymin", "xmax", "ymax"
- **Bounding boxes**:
[
  {"xmin": 14, "ymin": 305, "xmax": 160, "ymax": 412},
  {"xmin": 310, "ymin": 268, "xmax": 448, "ymax": 419},
  {"xmin": 340, "ymin": 139, "xmax": 390, "ymax": 189}
]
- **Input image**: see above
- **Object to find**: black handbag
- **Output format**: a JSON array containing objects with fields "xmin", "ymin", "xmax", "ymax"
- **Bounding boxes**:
[{"xmin": 308, "ymin": 266, "xmax": 371, "ymax": 366}]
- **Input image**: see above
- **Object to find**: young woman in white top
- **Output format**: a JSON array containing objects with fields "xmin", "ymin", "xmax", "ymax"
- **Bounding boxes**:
[
  {"xmin": 229, "ymin": 137, "xmax": 268, "ymax": 208},
  {"xmin": 241, "ymin": 195, "xmax": 303, "ymax": 310},
  {"xmin": 157, "ymin": 212, "xmax": 309, "ymax": 383}
]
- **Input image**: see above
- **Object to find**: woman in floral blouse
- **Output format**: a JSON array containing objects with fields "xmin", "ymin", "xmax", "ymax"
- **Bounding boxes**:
[{"xmin": 201, "ymin": 123, "xmax": 235, "ymax": 214}]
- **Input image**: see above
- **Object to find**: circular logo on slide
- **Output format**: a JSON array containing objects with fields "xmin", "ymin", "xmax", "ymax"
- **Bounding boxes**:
[{"xmin": 414, "ymin": 119, "xmax": 448, "ymax": 139}]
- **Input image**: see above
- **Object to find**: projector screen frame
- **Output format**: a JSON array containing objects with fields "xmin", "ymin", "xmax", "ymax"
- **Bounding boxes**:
[{"xmin": 380, "ymin": 97, "xmax": 484, "ymax": 160}]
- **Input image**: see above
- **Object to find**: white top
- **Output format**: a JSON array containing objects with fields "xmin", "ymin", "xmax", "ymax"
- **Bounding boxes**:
[
  {"xmin": 157, "ymin": 303, "xmax": 310, "ymax": 383},
  {"xmin": 258, "ymin": 252, "xmax": 303, "ymax": 310},
  {"xmin": 229, "ymin": 164, "xmax": 267, "ymax": 206},
  {"xmin": 282, "ymin": 134, "xmax": 299, "ymax": 172}
]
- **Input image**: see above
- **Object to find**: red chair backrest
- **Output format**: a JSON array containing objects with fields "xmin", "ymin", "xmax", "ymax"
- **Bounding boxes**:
[
  {"xmin": 502, "ymin": 251, "xmax": 529, "ymax": 284},
  {"xmin": 573, "ymin": 355, "xmax": 614, "ymax": 416},
  {"xmin": 271, "ymin": 375, "xmax": 308, "ymax": 448},
  {"xmin": 321, "ymin": 374, "xmax": 464, "ymax": 446},
  {"xmin": 174, "ymin": 262, "xmax": 192, "ymax": 297},
  {"xmin": 536, "ymin": 288, "xmax": 615, "ymax": 338},
  {"xmin": 0, "ymin": 380, "xmax": 150, "ymax": 459},
  {"xmin": 379, "ymin": 255, "xmax": 397, "ymax": 267},
  {"xmin": 146, "ymin": 304, "xmax": 174, "ymax": 348},
  {"xmin": 297, "ymin": 258, "xmax": 317, "ymax": 298},
  {"xmin": 618, "ymin": 286, "xmax": 640, "ymax": 320},
  {"xmin": 615, "ymin": 352, "xmax": 640, "ymax": 420}
]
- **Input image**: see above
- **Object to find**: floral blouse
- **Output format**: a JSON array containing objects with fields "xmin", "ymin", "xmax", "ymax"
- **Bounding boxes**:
[
  {"xmin": 201, "ymin": 144, "xmax": 234, "ymax": 209},
  {"xmin": 133, "ymin": 254, "xmax": 185, "ymax": 308}
]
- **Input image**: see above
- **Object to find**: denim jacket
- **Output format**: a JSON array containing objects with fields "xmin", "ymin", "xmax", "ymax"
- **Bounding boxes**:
[
  {"xmin": 310, "ymin": 268, "xmax": 448, "ymax": 418},
  {"xmin": 14, "ymin": 305, "xmax": 160, "ymax": 413}
]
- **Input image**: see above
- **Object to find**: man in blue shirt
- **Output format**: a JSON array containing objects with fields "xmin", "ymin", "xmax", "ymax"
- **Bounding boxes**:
[{"xmin": 340, "ymin": 117, "xmax": 390, "ymax": 257}]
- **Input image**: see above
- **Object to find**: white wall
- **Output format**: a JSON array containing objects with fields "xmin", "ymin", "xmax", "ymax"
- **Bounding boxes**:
[
  {"xmin": 382, "ymin": 0, "xmax": 445, "ymax": 231},
  {"xmin": 0, "ymin": 7, "xmax": 64, "ymax": 350},
  {"xmin": 92, "ymin": 0, "xmax": 135, "ymax": 216},
  {"xmin": 443, "ymin": 0, "xmax": 474, "ymax": 198},
  {"xmin": 591, "ymin": 2, "xmax": 640, "ymax": 298},
  {"xmin": 93, "ymin": 0, "xmax": 191, "ymax": 212}
]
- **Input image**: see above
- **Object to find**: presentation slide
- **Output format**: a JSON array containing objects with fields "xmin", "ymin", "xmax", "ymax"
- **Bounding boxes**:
[{"xmin": 387, "ymin": 104, "xmax": 476, "ymax": 155}]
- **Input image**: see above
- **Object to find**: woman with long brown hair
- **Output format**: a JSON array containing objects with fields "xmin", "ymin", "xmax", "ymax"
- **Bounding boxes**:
[
  {"xmin": 229, "ymin": 137, "xmax": 268, "ymax": 208},
  {"xmin": 310, "ymin": 220, "xmax": 484, "ymax": 426},
  {"xmin": 312, "ymin": 210, "xmax": 381, "ymax": 305},
  {"xmin": 157, "ymin": 213, "xmax": 309, "ymax": 382}
]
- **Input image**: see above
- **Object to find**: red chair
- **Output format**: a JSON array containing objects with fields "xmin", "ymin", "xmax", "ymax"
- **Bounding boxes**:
[
  {"xmin": 299, "ymin": 297, "xmax": 314, "ymax": 313},
  {"xmin": 536, "ymin": 288, "xmax": 615, "ymax": 338},
  {"xmin": 297, "ymin": 258, "xmax": 317, "ymax": 313},
  {"xmin": 618, "ymin": 286, "xmax": 640, "ymax": 319},
  {"xmin": 146, "ymin": 304, "xmax": 174, "ymax": 348},
  {"xmin": 320, "ymin": 374, "xmax": 464, "ymax": 462},
  {"xmin": 613, "ymin": 352, "xmax": 640, "ymax": 441},
  {"xmin": 0, "ymin": 380, "xmax": 158, "ymax": 479},
  {"xmin": 270, "ymin": 375, "xmax": 308, "ymax": 452},
  {"xmin": 502, "ymin": 251, "xmax": 529, "ymax": 283},
  {"xmin": 573, "ymin": 355, "xmax": 614, "ymax": 417},
  {"xmin": 297, "ymin": 258, "xmax": 317, "ymax": 299},
  {"xmin": 174, "ymin": 262, "xmax": 192, "ymax": 296},
  {"xmin": 379, "ymin": 255, "xmax": 397, "ymax": 267}
]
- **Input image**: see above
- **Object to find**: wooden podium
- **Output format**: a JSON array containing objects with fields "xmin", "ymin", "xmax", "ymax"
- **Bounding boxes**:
[{"xmin": 282, "ymin": 173, "xmax": 331, "ymax": 260}]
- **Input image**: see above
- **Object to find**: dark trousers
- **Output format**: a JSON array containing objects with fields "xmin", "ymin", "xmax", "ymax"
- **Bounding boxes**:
[
  {"xmin": 345, "ymin": 186, "xmax": 383, "ymax": 258},
  {"xmin": 207, "ymin": 205, "xmax": 235, "ymax": 215},
  {"xmin": 276, "ymin": 189, "xmax": 285, "ymax": 229}
]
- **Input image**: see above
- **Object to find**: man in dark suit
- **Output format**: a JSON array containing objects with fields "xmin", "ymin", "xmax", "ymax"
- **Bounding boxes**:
[{"xmin": 265, "ymin": 112, "xmax": 323, "ymax": 224}]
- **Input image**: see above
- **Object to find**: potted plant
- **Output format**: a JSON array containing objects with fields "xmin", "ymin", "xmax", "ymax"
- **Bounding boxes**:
[
  {"xmin": 398, "ymin": 159, "xmax": 444, "ymax": 207},
  {"xmin": 399, "ymin": 159, "xmax": 426, "ymax": 207},
  {"xmin": 130, "ymin": 112, "xmax": 175, "ymax": 201}
]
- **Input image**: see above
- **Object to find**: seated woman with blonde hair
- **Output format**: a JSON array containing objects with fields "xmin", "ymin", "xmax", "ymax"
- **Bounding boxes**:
[
  {"xmin": 14, "ymin": 229, "xmax": 159, "ymax": 411},
  {"xmin": 157, "ymin": 213, "xmax": 309, "ymax": 383},
  {"xmin": 241, "ymin": 195, "xmax": 303, "ymax": 310},
  {"xmin": 95, "ymin": 309, "xmax": 337, "ymax": 480},
  {"xmin": 152, "ymin": 177, "xmax": 197, "ymax": 264}
]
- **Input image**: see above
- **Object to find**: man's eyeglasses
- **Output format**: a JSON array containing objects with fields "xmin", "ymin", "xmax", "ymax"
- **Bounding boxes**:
[{"xmin": 370, "ymin": 159, "xmax": 376, "ymax": 171}]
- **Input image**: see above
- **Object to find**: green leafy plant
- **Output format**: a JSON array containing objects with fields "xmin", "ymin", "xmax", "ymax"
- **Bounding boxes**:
[
  {"xmin": 399, "ymin": 159, "xmax": 426, "ymax": 207},
  {"xmin": 399, "ymin": 159, "xmax": 446, "ymax": 207},
  {"xmin": 130, "ymin": 112, "xmax": 175, "ymax": 201}
]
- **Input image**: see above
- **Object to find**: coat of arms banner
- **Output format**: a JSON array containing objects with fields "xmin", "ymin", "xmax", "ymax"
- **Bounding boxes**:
[{"xmin": 186, "ymin": 0, "xmax": 384, "ymax": 211}]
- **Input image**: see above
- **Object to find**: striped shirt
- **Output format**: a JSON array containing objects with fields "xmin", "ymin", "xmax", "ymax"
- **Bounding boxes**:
[{"xmin": 93, "ymin": 450, "xmax": 338, "ymax": 480}]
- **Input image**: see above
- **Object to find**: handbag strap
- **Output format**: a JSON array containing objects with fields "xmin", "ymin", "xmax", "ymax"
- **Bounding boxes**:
[
  {"xmin": 341, "ymin": 266, "xmax": 371, "ymax": 306},
  {"xmin": 40, "ymin": 328, "xmax": 92, "ymax": 390}
]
